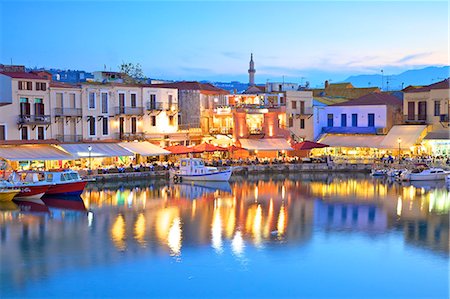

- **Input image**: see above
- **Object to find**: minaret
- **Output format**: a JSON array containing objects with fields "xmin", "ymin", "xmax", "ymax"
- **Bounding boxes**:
[{"xmin": 248, "ymin": 53, "xmax": 255, "ymax": 86}]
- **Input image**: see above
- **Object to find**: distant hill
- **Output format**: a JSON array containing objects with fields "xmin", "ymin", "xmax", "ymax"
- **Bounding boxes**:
[{"xmin": 343, "ymin": 66, "xmax": 449, "ymax": 90}]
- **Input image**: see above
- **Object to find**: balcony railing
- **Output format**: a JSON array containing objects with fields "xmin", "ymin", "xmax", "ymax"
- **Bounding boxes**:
[
  {"xmin": 146, "ymin": 102, "xmax": 178, "ymax": 111},
  {"xmin": 209, "ymin": 127, "xmax": 233, "ymax": 135},
  {"xmin": 115, "ymin": 132, "xmax": 146, "ymax": 141},
  {"xmin": 403, "ymin": 114, "xmax": 427, "ymax": 123},
  {"xmin": 54, "ymin": 107, "xmax": 82, "ymax": 117},
  {"xmin": 18, "ymin": 115, "xmax": 51, "ymax": 125},
  {"xmin": 440, "ymin": 114, "xmax": 449, "ymax": 122},
  {"xmin": 291, "ymin": 107, "xmax": 313, "ymax": 115},
  {"xmin": 56, "ymin": 134, "xmax": 83, "ymax": 142},
  {"xmin": 114, "ymin": 106, "xmax": 144, "ymax": 116}
]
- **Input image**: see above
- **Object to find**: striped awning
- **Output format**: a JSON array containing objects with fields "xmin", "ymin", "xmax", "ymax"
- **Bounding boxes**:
[
  {"xmin": 119, "ymin": 141, "xmax": 171, "ymax": 156},
  {"xmin": 239, "ymin": 138, "xmax": 293, "ymax": 151},
  {"xmin": 58, "ymin": 143, "xmax": 133, "ymax": 158},
  {"xmin": 0, "ymin": 145, "xmax": 73, "ymax": 161}
]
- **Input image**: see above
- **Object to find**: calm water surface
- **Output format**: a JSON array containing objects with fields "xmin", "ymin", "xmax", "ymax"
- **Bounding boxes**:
[{"xmin": 1, "ymin": 174, "xmax": 449, "ymax": 298}]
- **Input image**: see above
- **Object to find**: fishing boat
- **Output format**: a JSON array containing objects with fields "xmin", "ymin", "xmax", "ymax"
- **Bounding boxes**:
[
  {"xmin": 0, "ymin": 189, "xmax": 20, "ymax": 202},
  {"xmin": 41, "ymin": 170, "xmax": 88, "ymax": 196},
  {"xmin": 170, "ymin": 158, "xmax": 232, "ymax": 182},
  {"xmin": 371, "ymin": 168, "xmax": 387, "ymax": 177},
  {"xmin": 0, "ymin": 172, "xmax": 50, "ymax": 200},
  {"xmin": 399, "ymin": 167, "xmax": 450, "ymax": 181}
]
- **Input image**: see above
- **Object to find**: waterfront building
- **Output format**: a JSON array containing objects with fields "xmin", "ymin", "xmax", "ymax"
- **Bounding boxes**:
[
  {"xmin": 403, "ymin": 78, "xmax": 450, "ymax": 156},
  {"xmin": 285, "ymin": 90, "xmax": 315, "ymax": 141},
  {"xmin": 316, "ymin": 93, "xmax": 404, "ymax": 157},
  {"xmin": 149, "ymin": 81, "xmax": 228, "ymax": 145},
  {"xmin": 49, "ymin": 82, "xmax": 83, "ymax": 143},
  {"xmin": 0, "ymin": 71, "xmax": 52, "ymax": 141}
]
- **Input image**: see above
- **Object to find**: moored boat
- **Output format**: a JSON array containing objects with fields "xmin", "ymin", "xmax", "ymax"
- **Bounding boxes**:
[
  {"xmin": 42, "ymin": 170, "xmax": 88, "ymax": 196},
  {"xmin": 0, "ymin": 172, "xmax": 51, "ymax": 200},
  {"xmin": 400, "ymin": 167, "xmax": 450, "ymax": 181},
  {"xmin": 0, "ymin": 189, "xmax": 20, "ymax": 202},
  {"xmin": 170, "ymin": 158, "xmax": 232, "ymax": 182}
]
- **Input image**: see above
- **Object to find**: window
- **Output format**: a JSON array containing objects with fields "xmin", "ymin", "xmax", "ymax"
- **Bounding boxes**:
[
  {"xmin": 37, "ymin": 126, "xmax": 45, "ymax": 140},
  {"xmin": 18, "ymin": 81, "xmax": 32, "ymax": 90},
  {"xmin": 34, "ymin": 98, "xmax": 44, "ymax": 116},
  {"xmin": 168, "ymin": 95, "xmax": 173, "ymax": 107},
  {"xmin": 351, "ymin": 114, "xmax": 358, "ymax": 127},
  {"xmin": 89, "ymin": 117, "xmax": 96, "ymax": 136},
  {"xmin": 20, "ymin": 97, "xmax": 30, "ymax": 115},
  {"xmin": 327, "ymin": 114, "xmax": 334, "ymax": 127},
  {"xmin": 149, "ymin": 94, "xmax": 156, "ymax": 109},
  {"xmin": 169, "ymin": 116, "xmax": 174, "ymax": 126},
  {"xmin": 434, "ymin": 100, "xmax": 441, "ymax": 116},
  {"xmin": 300, "ymin": 101, "xmax": 305, "ymax": 114},
  {"xmin": 0, "ymin": 125, "xmax": 5, "ymax": 140},
  {"xmin": 300, "ymin": 119, "xmax": 305, "ymax": 129},
  {"xmin": 101, "ymin": 92, "xmax": 108, "ymax": 114},
  {"xmin": 151, "ymin": 116, "xmax": 156, "ymax": 126},
  {"xmin": 291, "ymin": 101, "xmax": 297, "ymax": 109},
  {"xmin": 131, "ymin": 117, "xmax": 137, "ymax": 134},
  {"xmin": 70, "ymin": 94, "xmax": 76, "ymax": 108},
  {"xmin": 56, "ymin": 93, "xmax": 63, "ymax": 108},
  {"xmin": 88, "ymin": 92, "xmax": 96, "ymax": 109},
  {"xmin": 341, "ymin": 114, "xmax": 347, "ymax": 127},
  {"xmin": 102, "ymin": 117, "xmax": 109, "ymax": 135},
  {"xmin": 36, "ymin": 82, "xmax": 46, "ymax": 91},
  {"xmin": 131, "ymin": 93, "xmax": 137, "ymax": 107},
  {"xmin": 368, "ymin": 113, "xmax": 375, "ymax": 127},
  {"xmin": 288, "ymin": 116, "xmax": 293, "ymax": 127},
  {"xmin": 21, "ymin": 127, "xmax": 28, "ymax": 140}
]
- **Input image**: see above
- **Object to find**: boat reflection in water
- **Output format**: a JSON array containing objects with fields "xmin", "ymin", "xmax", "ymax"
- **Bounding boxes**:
[{"xmin": 0, "ymin": 173, "xmax": 448, "ymax": 298}]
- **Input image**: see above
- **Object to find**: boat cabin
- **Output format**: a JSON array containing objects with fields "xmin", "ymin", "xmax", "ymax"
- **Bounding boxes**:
[
  {"xmin": 44, "ymin": 170, "xmax": 81, "ymax": 183},
  {"xmin": 179, "ymin": 158, "xmax": 210, "ymax": 175}
]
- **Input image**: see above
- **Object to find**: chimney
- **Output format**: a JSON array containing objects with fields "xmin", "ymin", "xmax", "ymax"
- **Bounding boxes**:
[{"xmin": 325, "ymin": 80, "xmax": 329, "ymax": 88}]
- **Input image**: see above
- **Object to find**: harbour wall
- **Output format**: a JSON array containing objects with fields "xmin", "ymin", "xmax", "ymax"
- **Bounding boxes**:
[{"xmin": 83, "ymin": 163, "xmax": 372, "ymax": 182}]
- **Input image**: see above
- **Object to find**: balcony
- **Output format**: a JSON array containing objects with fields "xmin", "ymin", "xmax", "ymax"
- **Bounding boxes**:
[
  {"xmin": 56, "ymin": 134, "xmax": 83, "ymax": 143},
  {"xmin": 146, "ymin": 102, "xmax": 178, "ymax": 111},
  {"xmin": 292, "ymin": 107, "xmax": 313, "ymax": 116},
  {"xmin": 54, "ymin": 107, "xmax": 82, "ymax": 117},
  {"xmin": 115, "ymin": 132, "xmax": 146, "ymax": 141},
  {"xmin": 403, "ymin": 114, "xmax": 427, "ymax": 124},
  {"xmin": 209, "ymin": 127, "xmax": 233, "ymax": 135},
  {"xmin": 114, "ymin": 106, "xmax": 144, "ymax": 116},
  {"xmin": 440, "ymin": 114, "xmax": 449, "ymax": 122},
  {"xmin": 18, "ymin": 114, "xmax": 51, "ymax": 125}
]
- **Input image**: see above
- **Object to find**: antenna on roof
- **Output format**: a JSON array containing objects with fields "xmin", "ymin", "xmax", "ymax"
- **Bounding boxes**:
[{"xmin": 10, "ymin": 58, "xmax": 12, "ymax": 65}]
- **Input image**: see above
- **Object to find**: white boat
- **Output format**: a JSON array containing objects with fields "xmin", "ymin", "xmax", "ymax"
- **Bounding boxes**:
[
  {"xmin": 400, "ymin": 167, "xmax": 450, "ymax": 181},
  {"xmin": 170, "ymin": 158, "xmax": 232, "ymax": 182},
  {"xmin": 371, "ymin": 169, "xmax": 387, "ymax": 176}
]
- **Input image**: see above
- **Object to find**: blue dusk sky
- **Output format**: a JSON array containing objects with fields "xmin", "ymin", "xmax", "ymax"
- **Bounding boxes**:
[{"xmin": 0, "ymin": 0, "xmax": 448, "ymax": 85}]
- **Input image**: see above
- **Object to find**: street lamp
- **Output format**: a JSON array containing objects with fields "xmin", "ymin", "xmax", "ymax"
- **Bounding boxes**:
[
  {"xmin": 88, "ymin": 145, "xmax": 92, "ymax": 172},
  {"xmin": 397, "ymin": 138, "xmax": 401, "ymax": 164}
]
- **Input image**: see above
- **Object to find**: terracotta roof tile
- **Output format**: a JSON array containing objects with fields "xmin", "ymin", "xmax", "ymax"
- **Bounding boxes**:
[
  {"xmin": 404, "ymin": 78, "xmax": 449, "ymax": 93},
  {"xmin": 331, "ymin": 93, "xmax": 402, "ymax": 107},
  {"xmin": 0, "ymin": 71, "xmax": 49, "ymax": 80}
]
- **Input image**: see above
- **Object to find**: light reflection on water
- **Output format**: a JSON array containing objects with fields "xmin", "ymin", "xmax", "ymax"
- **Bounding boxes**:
[{"xmin": 0, "ymin": 173, "xmax": 449, "ymax": 298}]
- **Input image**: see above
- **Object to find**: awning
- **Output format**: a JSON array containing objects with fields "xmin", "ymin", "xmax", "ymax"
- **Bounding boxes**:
[
  {"xmin": 0, "ymin": 145, "xmax": 73, "ymax": 161},
  {"xmin": 119, "ymin": 141, "xmax": 171, "ymax": 156},
  {"xmin": 380, "ymin": 125, "xmax": 427, "ymax": 149},
  {"xmin": 318, "ymin": 134, "xmax": 385, "ymax": 148},
  {"xmin": 424, "ymin": 130, "xmax": 450, "ymax": 140},
  {"xmin": 239, "ymin": 138, "xmax": 293, "ymax": 151},
  {"xmin": 59, "ymin": 143, "xmax": 134, "ymax": 158}
]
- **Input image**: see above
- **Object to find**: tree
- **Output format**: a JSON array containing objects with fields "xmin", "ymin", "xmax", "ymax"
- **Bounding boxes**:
[{"xmin": 118, "ymin": 62, "xmax": 146, "ymax": 83}]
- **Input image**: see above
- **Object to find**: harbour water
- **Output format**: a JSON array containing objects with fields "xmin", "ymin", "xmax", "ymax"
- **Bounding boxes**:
[{"xmin": 1, "ymin": 174, "xmax": 448, "ymax": 298}]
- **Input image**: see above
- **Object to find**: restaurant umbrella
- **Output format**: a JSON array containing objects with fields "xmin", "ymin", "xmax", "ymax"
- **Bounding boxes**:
[
  {"xmin": 291, "ymin": 140, "xmax": 329, "ymax": 151},
  {"xmin": 191, "ymin": 143, "xmax": 227, "ymax": 153},
  {"xmin": 164, "ymin": 144, "xmax": 198, "ymax": 155}
]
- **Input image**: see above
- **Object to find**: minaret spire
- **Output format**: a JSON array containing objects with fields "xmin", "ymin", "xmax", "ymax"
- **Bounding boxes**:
[{"xmin": 248, "ymin": 53, "xmax": 255, "ymax": 86}]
